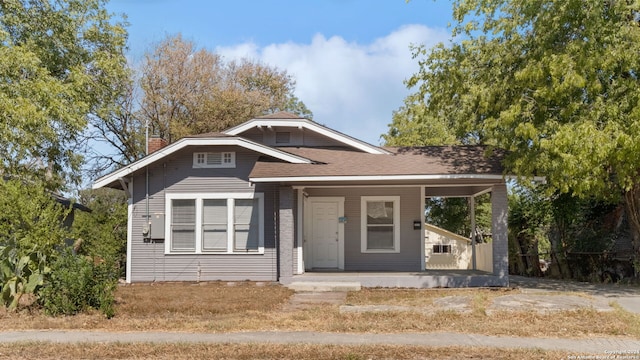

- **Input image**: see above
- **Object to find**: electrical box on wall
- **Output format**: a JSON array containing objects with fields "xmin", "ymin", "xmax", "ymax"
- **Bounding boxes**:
[{"xmin": 150, "ymin": 213, "xmax": 165, "ymax": 240}]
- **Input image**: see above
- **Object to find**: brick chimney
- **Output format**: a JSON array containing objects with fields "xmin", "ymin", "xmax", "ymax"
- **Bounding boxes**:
[{"xmin": 147, "ymin": 135, "xmax": 168, "ymax": 154}]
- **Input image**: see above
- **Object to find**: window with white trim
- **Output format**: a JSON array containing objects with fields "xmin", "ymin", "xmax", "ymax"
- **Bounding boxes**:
[
  {"xmin": 361, "ymin": 196, "xmax": 400, "ymax": 253},
  {"xmin": 171, "ymin": 199, "xmax": 196, "ymax": 251},
  {"xmin": 193, "ymin": 152, "xmax": 236, "ymax": 168},
  {"xmin": 166, "ymin": 193, "xmax": 264, "ymax": 254}
]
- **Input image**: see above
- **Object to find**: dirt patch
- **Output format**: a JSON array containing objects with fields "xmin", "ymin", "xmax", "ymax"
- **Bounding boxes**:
[
  {"xmin": 340, "ymin": 295, "xmax": 473, "ymax": 314},
  {"xmin": 282, "ymin": 292, "xmax": 347, "ymax": 311}
]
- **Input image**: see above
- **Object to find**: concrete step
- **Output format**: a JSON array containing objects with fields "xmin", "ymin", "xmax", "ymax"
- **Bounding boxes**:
[{"xmin": 286, "ymin": 281, "xmax": 361, "ymax": 292}]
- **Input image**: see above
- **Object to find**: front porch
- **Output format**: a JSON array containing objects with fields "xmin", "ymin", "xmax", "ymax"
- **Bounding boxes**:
[
  {"xmin": 284, "ymin": 270, "xmax": 507, "ymax": 288},
  {"xmin": 277, "ymin": 181, "xmax": 509, "ymax": 288}
]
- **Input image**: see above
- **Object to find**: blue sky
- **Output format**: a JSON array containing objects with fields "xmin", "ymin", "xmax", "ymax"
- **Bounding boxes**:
[{"xmin": 106, "ymin": 0, "xmax": 454, "ymax": 145}]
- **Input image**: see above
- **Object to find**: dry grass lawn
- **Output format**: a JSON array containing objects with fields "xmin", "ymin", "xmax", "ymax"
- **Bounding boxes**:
[
  {"xmin": 0, "ymin": 343, "xmax": 579, "ymax": 360},
  {"xmin": 0, "ymin": 282, "xmax": 638, "ymax": 339}
]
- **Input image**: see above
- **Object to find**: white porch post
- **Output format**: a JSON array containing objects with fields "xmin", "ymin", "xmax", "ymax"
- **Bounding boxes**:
[
  {"xmin": 470, "ymin": 196, "xmax": 476, "ymax": 270},
  {"xmin": 296, "ymin": 188, "xmax": 304, "ymax": 274}
]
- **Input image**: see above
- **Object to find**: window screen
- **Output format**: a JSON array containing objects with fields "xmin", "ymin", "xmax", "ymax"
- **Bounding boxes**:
[
  {"xmin": 202, "ymin": 199, "xmax": 227, "ymax": 251},
  {"xmin": 171, "ymin": 199, "xmax": 196, "ymax": 251},
  {"xmin": 234, "ymin": 198, "xmax": 259, "ymax": 251}
]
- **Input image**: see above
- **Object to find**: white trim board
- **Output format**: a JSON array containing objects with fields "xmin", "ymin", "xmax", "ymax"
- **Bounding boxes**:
[
  {"xmin": 252, "ymin": 174, "xmax": 509, "ymax": 183},
  {"xmin": 225, "ymin": 119, "xmax": 390, "ymax": 155},
  {"xmin": 93, "ymin": 137, "xmax": 312, "ymax": 189}
]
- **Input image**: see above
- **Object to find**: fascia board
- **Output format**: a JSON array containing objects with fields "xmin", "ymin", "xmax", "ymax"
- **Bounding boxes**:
[
  {"xmin": 250, "ymin": 174, "xmax": 507, "ymax": 182},
  {"xmin": 225, "ymin": 119, "xmax": 390, "ymax": 155},
  {"xmin": 93, "ymin": 137, "xmax": 312, "ymax": 189}
]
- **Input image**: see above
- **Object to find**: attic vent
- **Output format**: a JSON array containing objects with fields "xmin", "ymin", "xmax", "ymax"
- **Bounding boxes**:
[
  {"xmin": 275, "ymin": 132, "xmax": 291, "ymax": 144},
  {"xmin": 193, "ymin": 152, "xmax": 235, "ymax": 168}
]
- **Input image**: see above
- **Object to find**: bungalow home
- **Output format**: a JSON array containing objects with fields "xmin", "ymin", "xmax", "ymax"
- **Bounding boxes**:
[{"xmin": 93, "ymin": 112, "xmax": 509, "ymax": 288}]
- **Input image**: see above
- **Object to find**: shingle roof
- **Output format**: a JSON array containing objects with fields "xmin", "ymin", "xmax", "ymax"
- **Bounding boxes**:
[
  {"xmin": 184, "ymin": 132, "xmax": 234, "ymax": 138},
  {"xmin": 256, "ymin": 111, "xmax": 304, "ymax": 119},
  {"xmin": 249, "ymin": 146, "xmax": 505, "ymax": 179}
]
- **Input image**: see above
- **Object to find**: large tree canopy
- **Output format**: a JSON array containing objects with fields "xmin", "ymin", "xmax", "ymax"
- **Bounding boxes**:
[
  {"xmin": 90, "ymin": 34, "xmax": 313, "ymax": 173},
  {"xmin": 392, "ymin": 0, "xmax": 640, "ymax": 258},
  {"xmin": 0, "ymin": 0, "xmax": 129, "ymax": 189},
  {"xmin": 140, "ymin": 34, "xmax": 313, "ymax": 144}
]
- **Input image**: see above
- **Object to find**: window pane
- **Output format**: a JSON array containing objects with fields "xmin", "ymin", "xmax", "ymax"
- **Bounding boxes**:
[
  {"xmin": 203, "ymin": 225, "xmax": 227, "ymax": 250},
  {"xmin": 172, "ymin": 199, "xmax": 195, "ymax": 251},
  {"xmin": 367, "ymin": 201, "xmax": 394, "ymax": 225},
  {"xmin": 172, "ymin": 199, "xmax": 195, "ymax": 223},
  {"xmin": 172, "ymin": 225, "xmax": 195, "ymax": 250},
  {"xmin": 203, "ymin": 199, "xmax": 227, "ymax": 251},
  {"xmin": 203, "ymin": 199, "xmax": 226, "ymax": 223},
  {"xmin": 235, "ymin": 199, "xmax": 259, "ymax": 251},
  {"xmin": 367, "ymin": 226, "xmax": 394, "ymax": 250}
]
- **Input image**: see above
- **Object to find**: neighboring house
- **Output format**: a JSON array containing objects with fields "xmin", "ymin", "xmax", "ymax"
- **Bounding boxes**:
[
  {"xmin": 424, "ymin": 223, "xmax": 493, "ymax": 272},
  {"xmin": 424, "ymin": 223, "xmax": 472, "ymax": 270},
  {"xmin": 93, "ymin": 112, "xmax": 510, "ymax": 287}
]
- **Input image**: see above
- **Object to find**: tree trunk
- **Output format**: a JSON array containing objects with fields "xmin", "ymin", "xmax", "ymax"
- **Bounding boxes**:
[
  {"xmin": 548, "ymin": 225, "xmax": 572, "ymax": 279},
  {"xmin": 508, "ymin": 233, "xmax": 526, "ymax": 275},
  {"xmin": 623, "ymin": 186, "xmax": 640, "ymax": 277}
]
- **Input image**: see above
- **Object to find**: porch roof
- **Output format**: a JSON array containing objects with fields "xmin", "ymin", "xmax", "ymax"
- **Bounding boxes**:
[{"xmin": 249, "ymin": 146, "xmax": 506, "ymax": 185}]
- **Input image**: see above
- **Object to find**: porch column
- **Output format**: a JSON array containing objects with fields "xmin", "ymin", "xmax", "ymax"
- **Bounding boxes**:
[
  {"xmin": 470, "ymin": 196, "xmax": 476, "ymax": 270},
  {"xmin": 278, "ymin": 186, "xmax": 294, "ymax": 282},
  {"xmin": 491, "ymin": 184, "xmax": 509, "ymax": 286}
]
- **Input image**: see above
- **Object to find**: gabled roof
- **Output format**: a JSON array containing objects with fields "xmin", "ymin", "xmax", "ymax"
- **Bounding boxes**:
[
  {"xmin": 224, "ymin": 111, "xmax": 391, "ymax": 155},
  {"xmin": 93, "ymin": 135, "xmax": 313, "ymax": 189}
]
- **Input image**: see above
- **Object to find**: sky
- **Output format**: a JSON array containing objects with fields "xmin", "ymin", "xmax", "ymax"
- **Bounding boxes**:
[{"xmin": 105, "ymin": 0, "xmax": 454, "ymax": 145}]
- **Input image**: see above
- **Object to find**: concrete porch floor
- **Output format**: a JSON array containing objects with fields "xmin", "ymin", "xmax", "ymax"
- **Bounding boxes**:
[{"xmin": 285, "ymin": 270, "xmax": 508, "ymax": 288}]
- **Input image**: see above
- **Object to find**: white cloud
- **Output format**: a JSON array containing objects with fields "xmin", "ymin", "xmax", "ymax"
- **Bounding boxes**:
[{"xmin": 215, "ymin": 24, "xmax": 449, "ymax": 145}]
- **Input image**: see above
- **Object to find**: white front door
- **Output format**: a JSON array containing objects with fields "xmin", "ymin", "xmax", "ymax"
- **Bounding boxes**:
[{"xmin": 310, "ymin": 200, "xmax": 340, "ymax": 268}]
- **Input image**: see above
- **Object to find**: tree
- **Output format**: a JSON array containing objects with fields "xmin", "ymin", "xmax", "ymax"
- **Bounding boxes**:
[
  {"xmin": 383, "ymin": 97, "xmax": 457, "ymax": 146},
  {"xmin": 425, "ymin": 195, "xmax": 492, "ymax": 240},
  {"xmin": 72, "ymin": 188, "xmax": 128, "ymax": 276},
  {"xmin": 0, "ymin": 179, "xmax": 70, "ymax": 309},
  {"xmin": 140, "ymin": 34, "xmax": 313, "ymax": 144},
  {"xmin": 84, "ymin": 74, "xmax": 146, "ymax": 177},
  {"xmin": 403, "ymin": 0, "xmax": 640, "ymax": 266},
  {"xmin": 0, "ymin": 0, "xmax": 129, "ymax": 190}
]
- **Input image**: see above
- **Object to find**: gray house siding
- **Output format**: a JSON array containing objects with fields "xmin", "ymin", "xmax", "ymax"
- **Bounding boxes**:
[
  {"xmin": 238, "ymin": 127, "xmax": 350, "ymax": 148},
  {"xmin": 305, "ymin": 187, "xmax": 423, "ymax": 271},
  {"xmin": 128, "ymin": 146, "xmax": 278, "ymax": 282},
  {"xmin": 491, "ymin": 184, "xmax": 509, "ymax": 285}
]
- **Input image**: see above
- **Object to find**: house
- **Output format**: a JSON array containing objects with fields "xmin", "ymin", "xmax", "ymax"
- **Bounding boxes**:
[
  {"xmin": 93, "ymin": 112, "xmax": 510, "ymax": 287},
  {"xmin": 424, "ymin": 223, "xmax": 493, "ymax": 272}
]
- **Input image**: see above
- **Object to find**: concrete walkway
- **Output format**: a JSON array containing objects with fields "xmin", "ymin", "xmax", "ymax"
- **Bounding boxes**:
[
  {"xmin": 1, "ymin": 330, "xmax": 639, "ymax": 353},
  {"xmin": 510, "ymin": 275, "xmax": 640, "ymax": 314}
]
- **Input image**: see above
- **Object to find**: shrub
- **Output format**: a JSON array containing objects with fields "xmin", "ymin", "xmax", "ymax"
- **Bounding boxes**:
[{"xmin": 39, "ymin": 250, "xmax": 117, "ymax": 318}]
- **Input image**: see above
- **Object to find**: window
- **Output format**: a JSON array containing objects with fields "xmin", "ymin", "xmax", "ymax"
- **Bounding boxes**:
[
  {"xmin": 234, "ymin": 199, "xmax": 259, "ymax": 251},
  {"xmin": 193, "ymin": 152, "xmax": 235, "ymax": 168},
  {"xmin": 432, "ymin": 244, "xmax": 452, "ymax": 254},
  {"xmin": 361, "ymin": 196, "xmax": 400, "ymax": 253},
  {"xmin": 166, "ymin": 193, "xmax": 264, "ymax": 254},
  {"xmin": 170, "ymin": 199, "xmax": 196, "ymax": 251},
  {"xmin": 275, "ymin": 132, "xmax": 291, "ymax": 144},
  {"xmin": 202, "ymin": 199, "xmax": 227, "ymax": 251}
]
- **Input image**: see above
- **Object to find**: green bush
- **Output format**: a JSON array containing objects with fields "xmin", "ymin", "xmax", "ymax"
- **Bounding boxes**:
[{"xmin": 39, "ymin": 250, "xmax": 117, "ymax": 318}]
